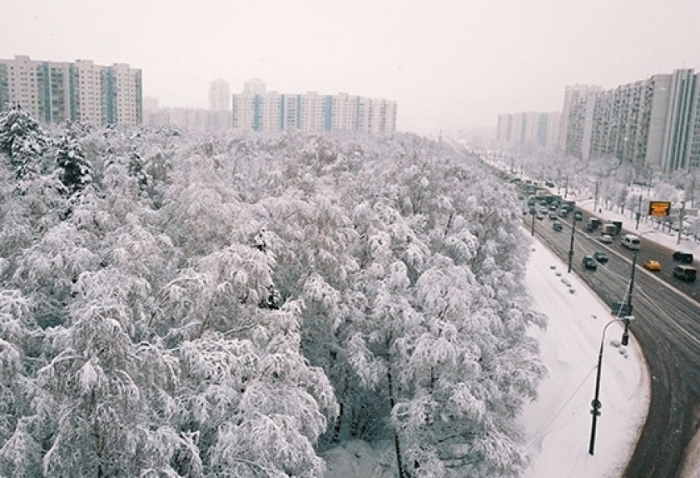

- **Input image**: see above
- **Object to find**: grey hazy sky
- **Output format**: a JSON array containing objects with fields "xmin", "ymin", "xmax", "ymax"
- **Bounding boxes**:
[{"xmin": 2, "ymin": 0, "xmax": 699, "ymax": 133}]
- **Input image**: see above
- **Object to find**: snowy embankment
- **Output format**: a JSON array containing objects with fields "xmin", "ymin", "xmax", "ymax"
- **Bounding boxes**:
[{"xmin": 520, "ymin": 239, "xmax": 649, "ymax": 478}]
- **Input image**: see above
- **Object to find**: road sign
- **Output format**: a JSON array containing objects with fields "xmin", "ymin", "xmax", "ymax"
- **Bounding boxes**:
[{"xmin": 649, "ymin": 201, "xmax": 671, "ymax": 217}]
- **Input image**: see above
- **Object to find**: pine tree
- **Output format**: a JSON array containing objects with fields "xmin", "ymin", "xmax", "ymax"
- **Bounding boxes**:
[
  {"xmin": 55, "ymin": 131, "xmax": 92, "ymax": 195},
  {"xmin": 0, "ymin": 104, "xmax": 48, "ymax": 180}
]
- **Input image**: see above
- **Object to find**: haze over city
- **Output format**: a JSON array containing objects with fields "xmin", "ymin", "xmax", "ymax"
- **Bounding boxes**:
[{"xmin": 2, "ymin": 0, "xmax": 700, "ymax": 133}]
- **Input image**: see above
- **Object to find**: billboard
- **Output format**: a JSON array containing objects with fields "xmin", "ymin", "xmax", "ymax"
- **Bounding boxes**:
[{"xmin": 648, "ymin": 201, "xmax": 671, "ymax": 217}]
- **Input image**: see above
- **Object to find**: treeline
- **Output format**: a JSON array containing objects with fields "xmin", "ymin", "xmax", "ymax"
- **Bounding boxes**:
[{"xmin": 0, "ymin": 106, "xmax": 545, "ymax": 477}]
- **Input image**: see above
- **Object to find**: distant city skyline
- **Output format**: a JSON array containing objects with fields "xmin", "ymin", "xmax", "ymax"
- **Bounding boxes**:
[{"xmin": 2, "ymin": 0, "xmax": 699, "ymax": 134}]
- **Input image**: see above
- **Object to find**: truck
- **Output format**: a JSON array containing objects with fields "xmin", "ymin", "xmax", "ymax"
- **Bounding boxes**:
[
  {"xmin": 587, "ymin": 217, "xmax": 601, "ymax": 232},
  {"xmin": 612, "ymin": 221, "xmax": 623, "ymax": 235},
  {"xmin": 601, "ymin": 223, "xmax": 617, "ymax": 236}
]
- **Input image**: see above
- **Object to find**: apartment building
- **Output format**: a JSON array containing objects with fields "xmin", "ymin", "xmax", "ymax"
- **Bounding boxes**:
[
  {"xmin": 0, "ymin": 55, "xmax": 142, "ymax": 126},
  {"xmin": 496, "ymin": 111, "xmax": 560, "ymax": 150},
  {"xmin": 558, "ymin": 85, "xmax": 602, "ymax": 155},
  {"xmin": 562, "ymin": 70, "xmax": 700, "ymax": 173},
  {"xmin": 209, "ymin": 79, "xmax": 230, "ymax": 111},
  {"xmin": 232, "ymin": 80, "xmax": 397, "ymax": 134},
  {"xmin": 143, "ymin": 97, "xmax": 231, "ymax": 132}
]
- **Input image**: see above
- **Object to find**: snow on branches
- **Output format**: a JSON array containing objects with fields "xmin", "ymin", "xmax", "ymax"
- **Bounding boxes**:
[{"xmin": 0, "ymin": 124, "xmax": 544, "ymax": 477}]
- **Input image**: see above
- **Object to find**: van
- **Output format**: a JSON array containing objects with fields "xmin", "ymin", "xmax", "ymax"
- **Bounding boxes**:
[
  {"xmin": 621, "ymin": 234, "xmax": 641, "ymax": 250},
  {"xmin": 673, "ymin": 265, "xmax": 697, "ymax": 282}
]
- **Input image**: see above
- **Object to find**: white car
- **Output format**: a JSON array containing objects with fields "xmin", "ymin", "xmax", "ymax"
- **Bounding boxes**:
[{"xmin": 599, "ymin": 234, "xmax": 613, "ymax": 244}]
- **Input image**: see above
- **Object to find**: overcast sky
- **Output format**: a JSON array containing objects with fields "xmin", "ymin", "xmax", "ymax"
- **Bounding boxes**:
[{"xmin": 2, "ymin": 0, "xmax": 699, "ymax": 133}]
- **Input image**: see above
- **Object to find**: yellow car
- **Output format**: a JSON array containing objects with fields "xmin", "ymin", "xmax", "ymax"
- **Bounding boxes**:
[{"xmin": 644, "ymin": 260, "xmax": 662, "ymax": 271}]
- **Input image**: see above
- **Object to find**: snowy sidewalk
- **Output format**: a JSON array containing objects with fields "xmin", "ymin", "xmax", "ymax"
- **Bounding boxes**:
[{"xmin": 520, "ymin": 239, "xmax": 650, "ymax": 478}]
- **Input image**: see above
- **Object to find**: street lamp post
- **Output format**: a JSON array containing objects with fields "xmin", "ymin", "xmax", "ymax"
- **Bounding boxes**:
[
  {"xmin": 588, "ymin": 316, "xmax": 633, "ymax": 455},
  {"xmin": 589, "ymin": 252, "xmax": 637, "ymax": 455},
  {"xmin": 530, "ymin": 210, "xmax": 536, "ymax": 236}
]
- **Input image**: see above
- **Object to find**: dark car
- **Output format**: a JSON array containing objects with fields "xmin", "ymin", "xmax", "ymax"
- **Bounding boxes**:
[
  {"xmin": 582, "ymin": 255, "xmax": 598, "ymax": 270},
  {"xmin": 552, "ymin": 221, "xmax": 563, "ymax": 231},
  {"xmin": 593, "ymin": 251, "xmax": 608, "ymax": 264},
  {"xmin": 673, "ymin": 265, "xmax": 697, "ymax": 282},
  {"xmin": 610, "ymin": 301, "xmax": 633, "ymax": 316},
  {"xmin": 673, "ymin": 251, "xmax": 694, "ymax": 264}
]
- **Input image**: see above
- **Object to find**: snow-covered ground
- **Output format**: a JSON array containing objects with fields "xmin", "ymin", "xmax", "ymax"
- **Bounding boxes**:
[{"xmin": 520, "ymin": 239, "xmax": 649, "ymax": 477}]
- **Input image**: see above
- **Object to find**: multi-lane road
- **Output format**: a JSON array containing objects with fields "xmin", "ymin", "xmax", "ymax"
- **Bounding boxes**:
[{"xmin": 529, "ymin": 212, "xmax": 700, "ymax": 477}]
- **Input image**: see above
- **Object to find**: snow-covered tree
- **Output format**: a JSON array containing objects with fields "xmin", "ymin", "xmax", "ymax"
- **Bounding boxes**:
[
  {"xmin": 0, "ymin": 126, "xmax": 548, "ymax": 477},
  {"xmin": 0, "ymin": 104, "xmax": 48, "ymax": 180},
  {"xmin": 55, "ymin": 131, "xmax": 92, "ymax": 195}
]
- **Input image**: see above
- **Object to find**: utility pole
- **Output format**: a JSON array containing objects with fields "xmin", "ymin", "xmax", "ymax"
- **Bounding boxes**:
[
  {"xmin": 622, "ymin": 252, "xmax": 637, "ymax": 346},
  {"xmin": 635, "ymin": 194, "xmax": 642, "ymax": 230},
  {"xmin": 530, "ymin": 211, "xmax": 536, "ymax": 236},
  {"xmin": 677, "ymin": 200, "xmax": 685, "ymax": 245},
  {"xmin": 567, "ymin": 217, "xmax": 576, "ymax": 273},
  {"xmin": 589, "ymin": 252, "xmax": 636, "ymax": 455},
  {"xmin": 593, "ymin": 179, "xmax": 599, "ymax": 213}
]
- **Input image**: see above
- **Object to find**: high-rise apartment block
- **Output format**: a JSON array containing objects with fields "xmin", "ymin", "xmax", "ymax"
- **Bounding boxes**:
[
  {"xmin": 209, "ymin": 79, "xmax": 230, "ymax": 110},
  {"xmin": 0, "ymin": 55, "xmax": 142, "ymax": 126},
  {"xmin": 558, "ymin": 85, "xmax": 601, "ymax": 156},
  {"xmin": 232, "ymin": 80, "xmax": 397, "ymax": 134},
  {"xmin": 559, "ymin": 70, "xmax": 700, "ymax": 173},
  {"xmin": 496, "ymin": 111, "xmax": 561, "ymax": 150}
]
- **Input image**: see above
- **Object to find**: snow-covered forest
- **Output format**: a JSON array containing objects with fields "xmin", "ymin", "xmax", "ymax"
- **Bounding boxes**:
[{"xmin": 0, "ymin": 105, "xmax": 546, "ymax": 477}]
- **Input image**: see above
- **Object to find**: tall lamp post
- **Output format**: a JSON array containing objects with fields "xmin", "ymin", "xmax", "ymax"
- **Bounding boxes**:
[
  {"xmin": 567, "ymin": 213, "xmax": 577, "ymax": 273},
  {"xmin": 589, "ymin": 252, "xmax": 637, "ymax": 455},
  {"xmin": 588, "ymin": 316, "xmax": 633, "ymax": 455}
]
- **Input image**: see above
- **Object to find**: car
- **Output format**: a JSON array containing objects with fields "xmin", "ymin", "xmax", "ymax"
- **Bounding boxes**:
[
  {"xmin": 549, "ymin": 213, "xmax": 558, "ymax": 220},
  {"xmin": 644, "ymin": 260, "xmax": 662, "ymax": 271},
  {"xmin": 536, "ymin": 212, "xmax": 545, "ymax": 221},
  {"xmin": 673, "ymin": 265, "xmax": 697, "ymax": 282},
  {"xmin": 582, "ymin": 256, "xmax": 598, "ymax": 270},
  {"xmin": 552, "ymin": 221, "xmax": 563, "ymax": 231},
  {"xmin": 593, "ymin": 251, "xmax": 608, "ymax": 264},
  {"xmin": 673, "ymin": 251, "xmax": 694, "ymax": 264},
  {"xmin": 610, "ymin": 301, "xmax": 633, "ymax": 316},
  {"xmin": 574, "ymin": 211, "xmax": 583, "ymax": 221},
  {"xmin": 599, "ymin": 234, "xmax": 613, "ymax": 244}
]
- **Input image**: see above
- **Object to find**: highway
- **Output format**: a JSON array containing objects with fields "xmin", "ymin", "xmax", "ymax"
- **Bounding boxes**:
[{"xmin": 528, "ymin": 212, "xmax": 700, "ymax": 477}]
